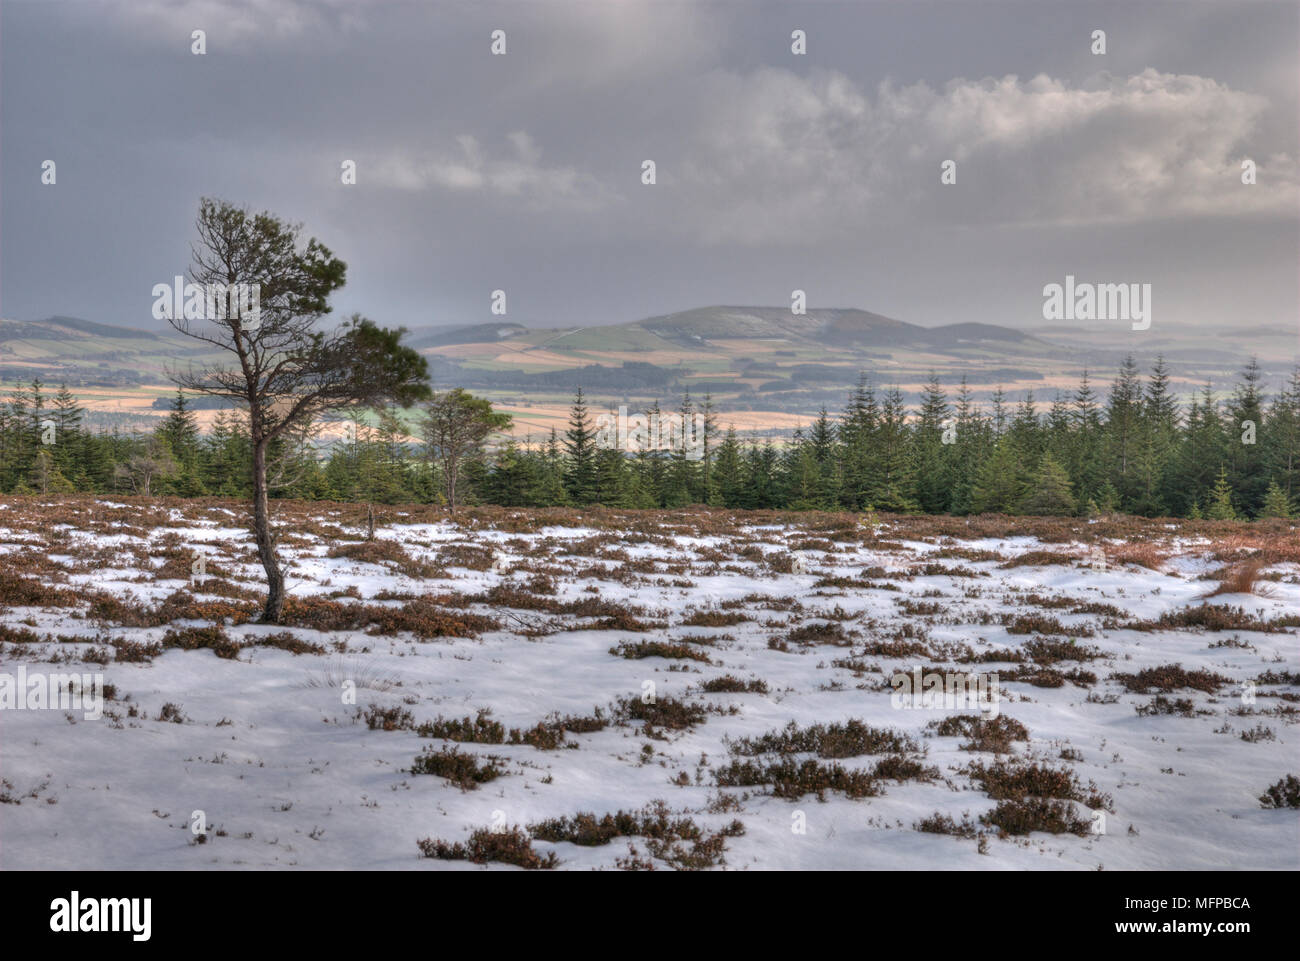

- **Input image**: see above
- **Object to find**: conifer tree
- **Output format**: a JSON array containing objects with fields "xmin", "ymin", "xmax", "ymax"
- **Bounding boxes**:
[
  {"xmin": 1259, "ymin": 479, "xmax": 1293, "ymax": 519},
  {"xmin": 1205, "ymin": 466, "xmax": 1238, "ymax": 520},
  {"xmin": 1225, "ymin": 358, "xmax": 1268, "ymax": 516},
  {"xmin": 563, "ymin": 388, "xmax": 599, "ymax": 505},
  {"xmin": 913, "ymin": 375, "xmax": 951, "ymax": 513},
  {"xmin": 1018, "ymin": 452, "xmax": 1076, "ymax": 516}
]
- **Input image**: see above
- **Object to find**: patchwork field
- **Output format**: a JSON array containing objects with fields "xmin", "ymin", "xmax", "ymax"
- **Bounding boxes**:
[{"xmin": 0, "ymin": 499, "xmax": 1297, "ymax": 870}]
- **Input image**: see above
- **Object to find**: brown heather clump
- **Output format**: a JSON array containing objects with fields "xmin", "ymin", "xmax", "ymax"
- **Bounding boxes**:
[
  {"xmin": 434, "ymin": 543, "xmax": 497, "ymax": 571},
  {"xmin": 999, "ymin": 550, "xmax": 1079, "ymax": 569},
  {"xmin": 582, "ymin": 610, "xmax": 666, "ymax": 632},
  {"xmin": 416, "ymin": 709, "xmax": 604, "ymax": 748},
  {"xmin": 362, "ymin": 597, "xmax": 500, "ymax": 639},
  {"xmin": 964, "ymin": 759, "xmax": 1112, "ymax": 811},
  {"xmin": 112, "ymin": 638, "xmax": 166, "ymax": 662},
  {"xmin": 418, "ymin": 711, "xmax": 505, "ymax": 742},
  {"xmin": 1103, "ymin": 543, "xmax": 1167, "ymax": 570},
  {"xmin": 1258, "ymin": 775, "xmax": 1300, "ymax": 809},
  {"xmin": 700, "ymin": 674, "xmax": 769, "ymax": 694},
  {"xmin": 364, "ymin": 704, "xmax": 415, "ymax": 731},
  {"xmin": 87, "ymin": 589, "xmax": 259, "ymax": 629},
  {"xmin": 253, "ymin": 631, "xmax": 327, "ymax": 655},
  {"xmin": 1002, "ymin": 613, "xmax": 1093, "ymax": 637},
  {"xmin": 1002, "ymin": 664, "xmax": 1097, "ymax": 688},
  {"xmin": 859, "ymin": 637, "xmax": 931, "ymax": 658},
  {"xmin": 326, "ymin": 539, "xmax": 440, "ymax": 579},
  {"xmin": 784, "ymin": 621, "xmax": 854, "ymax": 647},
  {"xmin": 610, "ymin": 640, "xmax": 712, "ymax": 663},
  {"xmin": 915, "ymin": 811, "xmax": 982, "ymax": 838},
  {"xmin": 1134, "ymin": 695, "xmax": 1202, "ymax": 717},
  {"xmin": 1111, "ymin": 663, "xmax": 1232, "ymax": 694},
  {"xmin": 981, "ymin": 798, "xmax": 1093, "ymax": 837},
  {"xmin": 161, "ymin": 625, "xmax": 242, "ymax": 660},
  {"xmin": 468, "ymin": 583, "xmax": 563, "ymax": 612},
  {"xmin": 151, "ymin": 552, "xmax": 233, "ymax": 582},
  {"xmin": 616, "ymin": 695, "xmax": 718, "ymax": 731},
  {"xmin": 0, "ymin": 571, "xmax": 83, "ymax": 608},
  {"xmin": 1020, "ymin": 637, "xmax": 1106, "ymax": 664},
  {"xmin": 409, "ymin": 746, "xmax": 507, "ymax": 789},
  {"xmin": 281, "ymin": 595, "xmax": 499, "ymax": 639},
  {"xmin": 927, "ymin": 714, "xmax": 1030, "ymax": 753},
  {"xmin": 0, "ymin": 624, "xmax": 44, "ymax": 644},
  {"xmin": 417, "ymin": 827, "xmax": 558, "ymax": 869},
  {"xmin": 1125, "ymin": 605, "xmax": 1300, "ymax": 633},
  {"xmin": 533, "ymin": 805, "xmax": 747, "ymax": 871},
  {"xmin": 681, "ymin": 609, "xmax": 750, "ymax": 627},
  {"xmin": 530, "ymin": 800, "xmax": 703, "ymax": 847},
  {"xmin": 714, "ymin": 757, "xmax": 882, "ymax": 800},
  {"xmin": 728, "ymin": 719, "xmax": 921, "ymax": 758}
]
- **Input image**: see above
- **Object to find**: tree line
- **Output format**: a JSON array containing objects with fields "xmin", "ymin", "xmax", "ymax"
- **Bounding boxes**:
[{"xmin": 4, "ymin": 356, "xmax": 1298, "ymax": 521}]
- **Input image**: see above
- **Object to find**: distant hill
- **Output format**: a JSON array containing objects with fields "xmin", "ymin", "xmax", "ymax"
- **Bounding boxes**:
[
  {"xmin": 628, "ymin": 306, "xmax": 1048, "ymax": 352},
  {"xmin": 0, "ymin": 316, "xmax": 163, "ymax": 342},
  {"xmin": 3, "ymin": 307, "xmax": 1287, "ymax": 419},
  {"xmin": 406, "ymin": 322, "xmax": 527, "ymax": 350},
  {"xmin": 0, "ymin": 315, "xmax": 201, "ymax": 387}
]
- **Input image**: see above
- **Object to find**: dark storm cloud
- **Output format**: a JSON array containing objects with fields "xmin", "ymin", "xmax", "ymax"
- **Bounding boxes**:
[{"xmin": 2, "ymin": 0, "xmax": 1296, "ymax": 334}]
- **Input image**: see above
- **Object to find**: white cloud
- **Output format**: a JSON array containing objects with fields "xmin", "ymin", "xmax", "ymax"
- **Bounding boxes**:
[
  {"xmin": 667, "ymin": 67, "xmax": 1298, "ymax": 244},
  {"xmin": 110, "ymin": 0, "xmax": 368, "ymax": 48},
  {"xmin": 370, "ymin": 134, "xmax": 616, "ymax": 212}
]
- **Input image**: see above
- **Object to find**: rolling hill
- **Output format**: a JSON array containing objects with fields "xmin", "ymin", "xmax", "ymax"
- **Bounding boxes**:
[{"xmin": 1, "ymin": 307, "xmax": 1290, "ymax": 438}]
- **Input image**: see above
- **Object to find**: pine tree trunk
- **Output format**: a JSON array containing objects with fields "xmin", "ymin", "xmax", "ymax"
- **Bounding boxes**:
[{"xmin": 253, "ymin": 440, "xmax": 285, "ymax": 622}]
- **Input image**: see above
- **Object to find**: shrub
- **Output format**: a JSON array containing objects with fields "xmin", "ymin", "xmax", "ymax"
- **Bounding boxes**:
[
  {"xmin": 928, "ymin": 714, "xmax": 1030, "ymax": 753},
  {"xmin": 1111, "ymin": 664, "xmax": 1231, "ymax": 695},
  {"xmin": 965, "ymin": 759, "xmax": 1112, "ymax": 810},
  {"xmin": 681, "ymin": 610, "xmax": 749, "ymax": 627},
  {"xmin": 1258, "ymin": 775, "xmax": 1300, "ymax": 809},
  {"xmin": 700, "ymin": 675, "xmax": 769, "ymax": 694},
  {"xmin": 364, "ymin": 704, "xmax": 414, "ymax": 731},
  {"xmin": 728, "ymin": 719, "xmax": 920, "ymax": 758},
  {"xmin": 914, "ymin": 812, "xmax": 981, "ymax": 838},
  {"xmin": 610, "ymin": 640, "xmax": 712, "ymax": 663},
  {"xmin": 981, "ymin": 798, "xmax": 1092, "ymax": 836},
  {"xmin": 161, "ymin": 625, "xmax": 241, "ymax": 660},
  {"xmin": 417, "ymin": 826, "xmax": 557, "ymax": 869},
  {"xmin": 410, "ymin": 746, "xmax": 506, "ymax": 789},
  {"xmin": 617, "ymin": 695, "xmax": 714, "ymax": 731}
]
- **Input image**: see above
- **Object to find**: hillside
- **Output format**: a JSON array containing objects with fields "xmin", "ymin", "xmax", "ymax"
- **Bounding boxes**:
[
  {"xmin": 2, "ymin": 308, "xmax": 1293, "ymax": 440},
  {"xmin": 0, "ymin": 315, "xmax": 214, "ymax": 387}
]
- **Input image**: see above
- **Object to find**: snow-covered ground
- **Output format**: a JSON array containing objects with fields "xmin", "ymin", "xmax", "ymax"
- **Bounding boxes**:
[{"xmin": 1, "ymin": 501, "xmax": 1296, "ymax": 870}]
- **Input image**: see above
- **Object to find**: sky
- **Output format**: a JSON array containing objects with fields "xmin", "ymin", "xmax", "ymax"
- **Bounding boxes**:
[{"xmin": 2, "ymin": 0, "xmax": 1297, "ymax": 337}]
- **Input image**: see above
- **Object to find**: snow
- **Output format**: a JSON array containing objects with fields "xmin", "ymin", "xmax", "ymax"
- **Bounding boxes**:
[{"xmin": 0, "ymin": 508, "xmax": 1296, "ymax": 870}]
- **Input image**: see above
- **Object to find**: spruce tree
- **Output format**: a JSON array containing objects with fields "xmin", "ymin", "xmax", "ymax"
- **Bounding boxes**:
[
  {"xmin": 713, "ymin": 428, "xmax": 746, "ymax": 508},
  {"xmin": 1259, "ymin": 480, "xmax": 1293, "ymax": 519},
  {"xmin": 912, "ymin": 375, "xmax": 951, "ymax": 513},
  {"xmin": 1018, "ymin": 452, "xmax": 1076, "ymax": 516},
  {"xmin": 563, "ymin": 388, "xmax": 599, "ymax": 505},
  {"xmin": 1105, "ymin": 356, "xmax": 1143, "ymax": 508},
  {"xmin": 1205, "ymin": 466, "xmax": 1238, "ymax": 520},
  {"xmin": 1225, "ymin": 359, "xmax": 1268, "ymax": 516}
]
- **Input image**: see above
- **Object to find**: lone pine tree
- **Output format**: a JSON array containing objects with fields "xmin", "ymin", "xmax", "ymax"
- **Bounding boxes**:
[{"xmin": 168, "ymin": 198, "xmax": 429, "ymax": 622}]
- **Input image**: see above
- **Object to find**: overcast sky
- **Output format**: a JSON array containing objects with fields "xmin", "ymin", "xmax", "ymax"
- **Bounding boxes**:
[{"xmin": 2, "ymin": 0, "xmax": 1297, "ymax": 336}]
